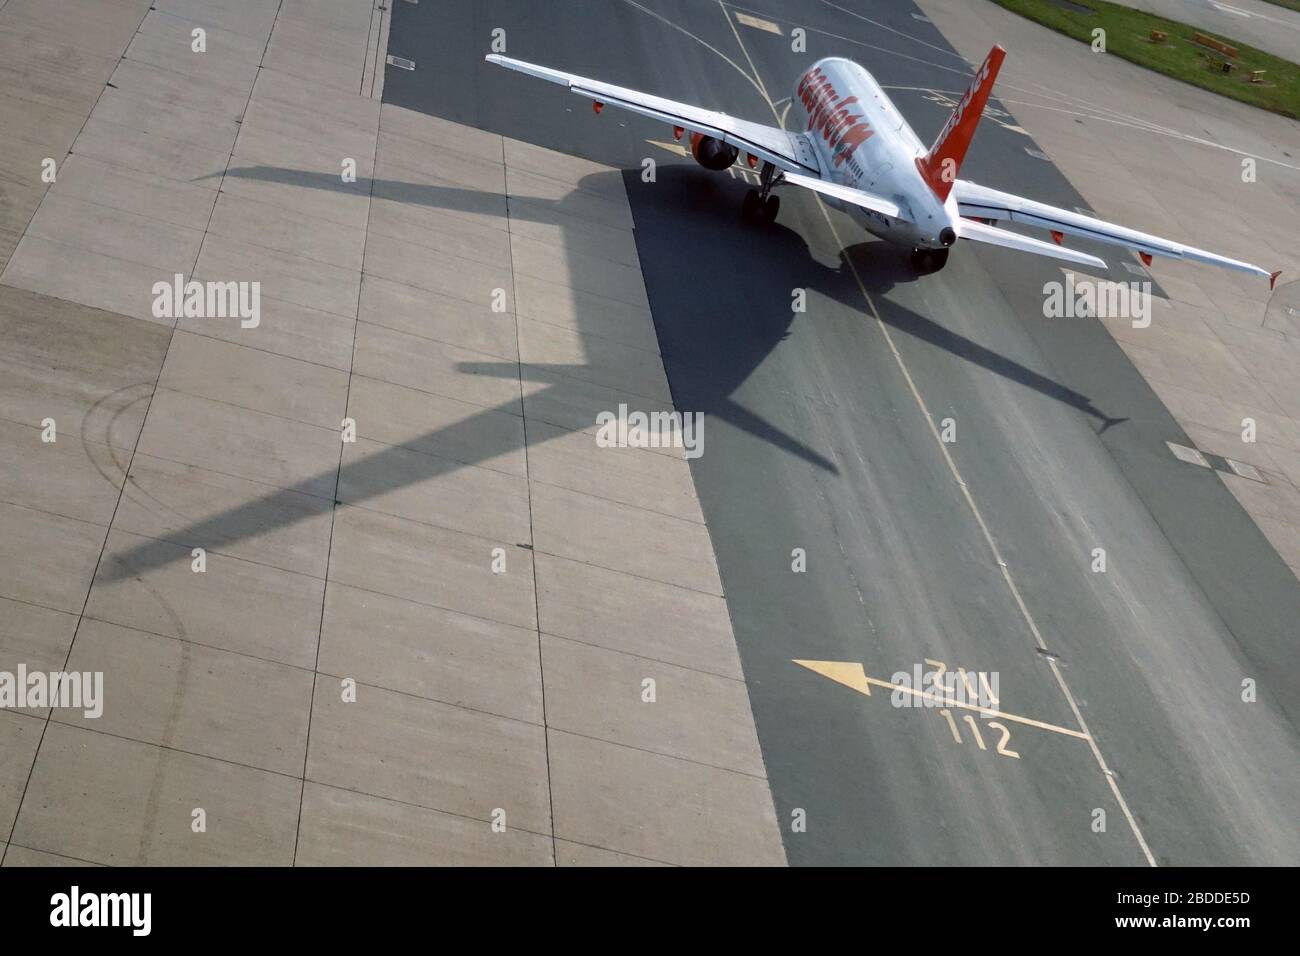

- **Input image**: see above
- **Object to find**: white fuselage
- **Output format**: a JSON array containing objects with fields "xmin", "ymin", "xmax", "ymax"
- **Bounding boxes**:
[{"xmin": 791, "ymin": 58, "xmax": 956, "ymax": 250}]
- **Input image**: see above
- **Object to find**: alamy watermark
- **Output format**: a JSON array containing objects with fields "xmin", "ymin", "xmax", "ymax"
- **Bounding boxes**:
[
  {"xmin": 1043, "ymin": 275, "xmax": 1151, "ymax": 328},
  {"xmin": 152, "ymin": 274, "xmax": 260, "ymax": 328},
  {"xmin": 0, "ymin": 666, "xmax": 102, "ymax": 718},
  {"xmin": 890, "ymin": 663, "xmax": 1000, "ymax": 714},
  {"xmin": 595, "ymin": 403, "xmax": 704, "ymax": 459}
]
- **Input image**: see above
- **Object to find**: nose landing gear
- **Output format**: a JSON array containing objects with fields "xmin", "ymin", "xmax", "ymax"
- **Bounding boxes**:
[{"xmin": 742, "ymin": 161, "xmax": 782, "ymax": 224}]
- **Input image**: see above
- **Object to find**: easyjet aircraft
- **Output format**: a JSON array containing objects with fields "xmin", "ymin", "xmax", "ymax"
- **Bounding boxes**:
[{"xmin": 487, "ymin": 47, "xmax": 1279, "ymax": 286}]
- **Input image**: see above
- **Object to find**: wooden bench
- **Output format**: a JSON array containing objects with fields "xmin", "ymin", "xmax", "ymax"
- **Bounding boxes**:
[
  {"xmin": 1150, "ymin": 30, "xmax": 1167, "ymax": 43},
  {"xmin": 1249, "ymin": 69, "xmax": 1267, "ymax": 84}
]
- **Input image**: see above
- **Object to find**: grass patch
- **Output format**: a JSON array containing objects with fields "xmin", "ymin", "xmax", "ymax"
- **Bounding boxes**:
[
  {"xmin": 1258, "ymin": 0, "xmax": 1300, "ymax": 14},
  {"xmin": 990, "ymin": 0, "xmax": 1300, "ymax": 119}
]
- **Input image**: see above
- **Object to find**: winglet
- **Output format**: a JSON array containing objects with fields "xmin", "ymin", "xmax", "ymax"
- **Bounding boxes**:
[
  {"xmin": 917, "ymin": 45, "xmax": 1006, "ymax": 202},
  {"xmin": 1271, "ymin": 269, "xmax": 1283, "ymax": 291}
]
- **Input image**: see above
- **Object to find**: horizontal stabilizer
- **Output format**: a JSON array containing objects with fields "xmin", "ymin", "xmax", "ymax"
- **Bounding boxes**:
[{"xmin": 783, "ymin": 171, "xmax": 905, "ymax": 221}]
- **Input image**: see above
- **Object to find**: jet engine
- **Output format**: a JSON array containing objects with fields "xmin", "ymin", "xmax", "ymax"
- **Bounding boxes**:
[{"xmin": 689, "ymin": 132, "xmax": 739, "ymax": 171}]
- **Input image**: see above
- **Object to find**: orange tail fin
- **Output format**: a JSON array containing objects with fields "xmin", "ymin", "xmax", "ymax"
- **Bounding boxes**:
[{"xmin": 917, "ymin": 45, "xmax": 1006, "ymax": 201}]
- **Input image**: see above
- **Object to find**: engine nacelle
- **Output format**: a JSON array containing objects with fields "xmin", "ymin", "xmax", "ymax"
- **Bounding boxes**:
[{"xmin": 690, "ymin": 132, "xmax": 739, "ymax": 171}]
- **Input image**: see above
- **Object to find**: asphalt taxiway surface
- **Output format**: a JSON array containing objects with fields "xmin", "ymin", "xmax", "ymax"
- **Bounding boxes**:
[{"xmin": 385, "ymin": 0, "xmax": 1300, "ymax": 864}]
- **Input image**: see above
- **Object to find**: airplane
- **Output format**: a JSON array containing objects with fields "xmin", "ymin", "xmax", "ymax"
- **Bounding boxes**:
[{"xmin": 486, "ymin": 47, "xmax": 1280, "ymax": 288}]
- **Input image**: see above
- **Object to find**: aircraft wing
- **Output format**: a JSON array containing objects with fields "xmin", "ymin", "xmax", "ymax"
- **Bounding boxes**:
[
  {"xmin": 486, "ymin": 54, "xmax": 820, "ymax": 175},
  {"xmin": 954, "ymin": 179, "xmax": 1280, "ymax": 287}
]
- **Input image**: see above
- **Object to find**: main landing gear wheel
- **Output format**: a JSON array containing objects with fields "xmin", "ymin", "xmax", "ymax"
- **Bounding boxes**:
[
  {"xmin": 742, "ymin": 161, "xmax": 782, "ymax": 224},
  {"xmin": 911, "ymin": 247, "xmax": 949, "ymax": 273}
]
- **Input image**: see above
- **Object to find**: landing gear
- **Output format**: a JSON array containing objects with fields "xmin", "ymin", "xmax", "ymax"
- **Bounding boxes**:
[
  {"xmin": 911, "ymin": 247, "xmax": 950, "ymax": 274},
  {"xmin": 742, "ymin": 162, "xmax": 782, "ymax": 224}
]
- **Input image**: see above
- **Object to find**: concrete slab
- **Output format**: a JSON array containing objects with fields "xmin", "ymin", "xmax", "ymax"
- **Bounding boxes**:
[
  {"xmin": 338, "ymin": 437, "xmax": 530, "ymax": 543},
  {"xmin": 50, "ymin": 153, "xmax": 219, "ymax": 229},
  {"xmin": 526, "ymin": 418, "xmax": 704, "ymax": 523},
  {"xmin": 376, "ymin": 130, "xmax": 505, "ymax": 194},
  {"xmin": 177, "ymin": 296, "xmax": 356, "ymax": 372},
  {"xmin": 0, "ymin": 712, "xmax": 42, "ymax": 837},
  {"xmin": 318, "ymin": 582, "xmax": 543, "ymax": 724},
  {"xmin": 358, "ymin": 273, "xmax": 518, "ymax": 361},
  {"xmin": 506, "ymin": 167, "xmax": 634, "ymax": 231},
  {"xmin": 251, "ymin": 66, "xmax": 380, "ymax": 132},
  {"xmin": 215, "ymin": 160, "xmax": 374, "ymax": 233},
  {"xmin": 504, "ymin": 138, "xmax": 628, "ymax": 202},
  {"xmin": 368, "ymin": 166, "xmax": 508, "ymax": 237},
  {"xmin": 517, "ymin": 317, "xmax": 671, "ymax": 403},
  {"xmin": 379, "ymin": 104, "xmax": 505, "ymax": 164},
  {"xmin": 240, "ymin": 95, "xmax": 378, "ymax": 160},
  {"xmin": 260, "ymin": 40, "xmax": 368, "ymax": 96},
  {"xmin": 510, "ymin": 232, "xmax": 651, "ymax": 310},
  {"xmin": 2, "ymin": 845, "xmax": 104, "ymax": 866},
  {"xmin": 0, "ymin": 286, "xmax": 169, "ymax": 450},
  {"xmin": 109, "ymin": 57, "xmax": 251, "ymax": 121},
  {"xmin": 1, "ymin": 0, "xmax": 150, "ymax": 59},
  {"xmin": 0, "ymin": 502, "xmax": 104, "ymax": 612},
  {"xmin": 158, "ymin": 330, "xmax": 350, "ymax": 430},
  {"xmin": 135, "ymin": 7, "xmax": 269, "ymax": 65},
  {"xmin": 548, "ymin": 730, "xmax": 783, "ymax": 867},
  {"xmin": 92, "ymin": 83, "xmax": 243, "ymax": 154},
  {"xmin": 305, "ymin": 677, "xmax": 551, "ymax": 834},
  {"xmin": 194, "ymin": 233, "xmax": 360, "ymax": 319},
  {"xmin": 346, "ymin": 376, "xmax": 527, "ymax": 477},
  {"xmin": 152, "ymin": 0, "xmax": 279, "ymax": 41},
  {"xmin": 87, "ymin": 527, "xmax": 324, "ymax": 668},
  {"xmin": 535, "ymin": 553, "xmax": 743, "ymax": 679},
  {"xmin": 135, "ymin": 387, "xmax": 341, "ymax": 498},
  {"xmin": 327, "ymin": 505, "xmax": 537, "ymax": 629},
  {"xmin": 507, "ymin": 195, "xmax": 642, "ymax": 270},
  {"xmin": 112, "ymin": 452, "xmax": 333, "ymax": 579},
  {"xmin": 541, "ymin": 635, "xmax": 767, "ymax": 777},
  {"xmin": 11, "ymin": 722, "xmax": 300, "ymax": 865},
  {"xmin": 352, "ymin": 320, "xmax": 523, "ymax": 413},
  {"xmin": 71, "ymin": 116, "xmax": 232, "ymax": 187},
  {"xmin": 2, "ymin": 234, "xmax": 181, "ymax": 326},
  {"xmin": 0, "ymin": 596, "xmax": 79, "ymax": 684},
  {"xmin": 530, "ymin": 482, "xmax": 722, "ymax": 595},
  {"xmin": 0, "ymin": 419, "xmax": 125, "ymax": 526},
  {"xmin": 26, "ymin": 191, "xmax": 205, "ymax": 272},
  {"xmin": 122, "ymin": 29, "xmax": 260, "ymax": 95},
  {"xmin": 1, "ymin": 86, "xmax": 89, "ymax": 158},
  {"xmin": 362, "ymin": 232, "xmax": 513, "ymax": 307},
  {"xmin": 58, "ymin": 618, "xmax": 313, "ymax": 775},
  {"xmin": 555, "ymin": 840, "xmax": 670, "ymax": 866},
  {"xmin": 295, "ymin": 782, "xmax": 554, "ymax": 866},
  {"xmin": 512, "ymin": 271, "xmax": 660, "ymax": 353},
  {"xmin": 366, "ymin": 194, "xmax": 512, "ymax": 267}
]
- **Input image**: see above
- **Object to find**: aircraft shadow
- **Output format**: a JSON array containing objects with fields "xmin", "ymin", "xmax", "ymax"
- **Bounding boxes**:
[{"xmin": 104, "ymin": 162, "xmax": 1122, "ymax": 579}]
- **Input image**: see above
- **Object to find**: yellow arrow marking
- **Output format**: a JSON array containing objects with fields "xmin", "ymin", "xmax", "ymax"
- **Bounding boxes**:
[{"xmin": 792, "ymin": 660, "xmax": 1090, "ymax": 741}]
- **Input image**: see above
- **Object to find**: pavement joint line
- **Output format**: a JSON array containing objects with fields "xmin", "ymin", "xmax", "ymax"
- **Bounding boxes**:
[
  {"xmin": 502, "ymin": 132, "xmax": 559, "ymax": 865},
  {"xmin": 0, "ymin": 0, "xmax": 162, "ymax": 869},
  {"xmin": 0, "ymin": 842, "xmax": 106, "ymax": 868},
  {"xmin": 719, "ymin": 0, "xmax": 1160, "ymax": 866},
  {"xmin": 540, "ymin": 631, "xmax": 748, "ymax": 684},
  {"xmin": 294, "ymin": 0, "xmax": 371, "ymax": 863},
  {"xmin": 544, "ymin": 725, "xmax": 772, "ymax": 781}
]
